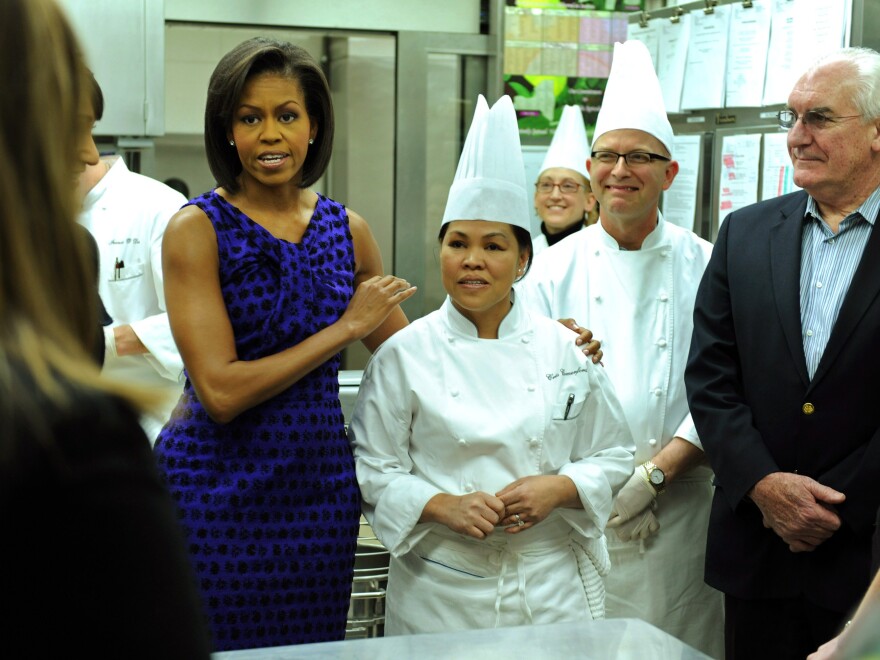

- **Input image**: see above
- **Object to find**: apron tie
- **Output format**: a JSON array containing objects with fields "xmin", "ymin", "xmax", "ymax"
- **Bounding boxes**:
[{"xmin": 493, "ymin": 546, "xmax": 533, "ymax": 627}]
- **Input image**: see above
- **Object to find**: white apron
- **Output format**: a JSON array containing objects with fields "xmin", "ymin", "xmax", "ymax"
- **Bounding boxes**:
[{"xmin": 385, "ymin": 517, "xmax": 607, "ymax": 634}]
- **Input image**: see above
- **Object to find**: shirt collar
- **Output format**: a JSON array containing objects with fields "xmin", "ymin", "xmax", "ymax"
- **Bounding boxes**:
[
  {"xmin": 597, "ymin": 211, "xmax": 667, "ymax": 250},
  {"xmin": 540, "ymin": 219, "xmax": 584, "ymax": 248},
  {"xmin": 442, "ymin": 290, "xmax": 529, "ymax": 340},
  {"xmin": 804, "ymin": 185, "xmax": 880, "ymax": 227},
  {"xmin": 82, "ymin": 156, "xmax": 126, "ymax": 210}
]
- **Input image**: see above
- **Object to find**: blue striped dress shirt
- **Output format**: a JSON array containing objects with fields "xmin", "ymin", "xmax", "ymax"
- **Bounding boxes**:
[{"xmin": 800, "ymin": 188, "xmax": 880, "ymax": 379}]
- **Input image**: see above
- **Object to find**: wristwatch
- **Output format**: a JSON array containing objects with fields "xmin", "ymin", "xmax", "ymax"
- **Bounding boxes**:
[{"xmin": 642, "ymin": 460, "xmax": 666, "ymax": 495}]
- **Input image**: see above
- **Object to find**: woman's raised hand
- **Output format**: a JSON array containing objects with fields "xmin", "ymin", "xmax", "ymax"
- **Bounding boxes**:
[{"xmin": 340, "ymin": 275, "xmax": 416, "ymax": 341}]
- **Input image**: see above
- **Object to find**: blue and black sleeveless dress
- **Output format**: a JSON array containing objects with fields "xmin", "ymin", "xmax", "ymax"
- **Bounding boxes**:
[{"xmin": 155, "ymin": 191, "xmax": 361, "ymax": 650}]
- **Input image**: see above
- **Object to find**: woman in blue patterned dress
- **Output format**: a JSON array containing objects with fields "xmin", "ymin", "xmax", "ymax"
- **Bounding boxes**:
[{"xmin": 154, "ymin": 37, "xmax": 414, "ymax": 651}]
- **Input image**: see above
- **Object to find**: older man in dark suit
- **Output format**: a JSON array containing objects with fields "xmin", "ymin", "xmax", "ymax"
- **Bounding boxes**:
[{"xmin": 686, "ymin": 46, "xmax": 880, "ymax": 660}]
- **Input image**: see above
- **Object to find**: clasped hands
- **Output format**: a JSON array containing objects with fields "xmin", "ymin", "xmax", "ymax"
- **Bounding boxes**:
[
  {"xmin": 435, "ymin": 475, "xmax": 571, "ymax": 540},
  {"xmin": 749, "ymin": 472, "xmax": 845, "ymax": 553},
  {"xmin": 606, "ymin": 467, "xmax": 660, "ymax": 542}
]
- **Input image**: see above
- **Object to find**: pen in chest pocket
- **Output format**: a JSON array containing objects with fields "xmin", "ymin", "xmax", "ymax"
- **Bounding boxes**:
[
  {"xmin": 564, "ymin": 393, "xmax": 575, "ymax": 420},
  {"xmin": 113, "ymin": 257, "xmax": 125, "ymax": 280}
]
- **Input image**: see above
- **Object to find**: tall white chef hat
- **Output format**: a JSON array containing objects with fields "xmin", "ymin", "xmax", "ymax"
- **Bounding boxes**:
[
  {"xmin": 538, "ymin": 105, "xmax": 590, "ymax": 181},
  {"xmin": 591, "ymin": 40, "xmax": 674, "ymax": 156},
  {"xmin": 441, "ymin": 94, "xmax": 532, "ymax": 233}
]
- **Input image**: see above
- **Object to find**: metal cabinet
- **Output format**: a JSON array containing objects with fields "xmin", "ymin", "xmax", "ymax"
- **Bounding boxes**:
[{"xmin": 59, "ymin": 0, "xmax": 166, "ymax": 136}]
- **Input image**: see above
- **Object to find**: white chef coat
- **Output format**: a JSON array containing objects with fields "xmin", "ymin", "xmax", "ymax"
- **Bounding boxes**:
[
  {"xmin": 516, "ymin": 216, "xmax": 724, "ymax": 659},
  {"xmin": 532, "ymin": 233, "xmax": 550, "ymax": 256},
  {"xmin": 531, "ymin": 225, "xmax": 585, "ymax": 257},
  {"xmin": 349, "ymin": 296, "xmax": 634, "ymax": 635},
  {"xmin": 78, "ymin": 157, "xmax": 186, "ymax": 443}
]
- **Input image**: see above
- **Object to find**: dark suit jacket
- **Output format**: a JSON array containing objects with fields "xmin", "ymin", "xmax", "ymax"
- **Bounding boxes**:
[{"xmin": 685, "ymin": 190, "xmax": 880, "ymax": 613}]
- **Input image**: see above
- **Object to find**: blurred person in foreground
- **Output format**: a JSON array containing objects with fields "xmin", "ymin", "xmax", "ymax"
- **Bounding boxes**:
[
  {"xmin": 810, "ymin": 507, "xmax": 880, "ymax": 659},
  {"xmin": 0, "ymin": 0, "xmax": 210, "ymax": 657},
  {"xmin": 686, "ymin": 47, "xmax": 880, "ymax": 659}
]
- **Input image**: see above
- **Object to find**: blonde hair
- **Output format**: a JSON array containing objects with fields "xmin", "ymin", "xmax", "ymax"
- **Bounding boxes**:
[
  {"xmin": 0, "ymin": 0, "xmax": 150, "ymax": 428},
  {"xmin": 583, "ymin": 178, "xmax": 599, "ymax": 226}
]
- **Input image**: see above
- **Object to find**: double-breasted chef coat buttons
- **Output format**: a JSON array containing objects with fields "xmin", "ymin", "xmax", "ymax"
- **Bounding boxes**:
[
  {"xmin": 529, "ymin": 437, "xmax": 540, "ymax": 448},
  {"xmin": 648, "ymin": 438, "xmax": 658, "ymax": 447},
  {"xmin": 659, "ymin": 293, "xmax": 669, "ymax": 302},
  {"xmin": 657, "ymin": 338, "xmax": 667, "ymax": 348}
]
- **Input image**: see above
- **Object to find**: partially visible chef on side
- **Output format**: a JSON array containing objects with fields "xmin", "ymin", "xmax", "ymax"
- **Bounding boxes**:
[
  {"xmin": 348, "ymin": 94, "xmax": 634, "ymax": 635},
  {"xmin": 76, "ymin": 77, "xmax": 187, "ymax": 444}
]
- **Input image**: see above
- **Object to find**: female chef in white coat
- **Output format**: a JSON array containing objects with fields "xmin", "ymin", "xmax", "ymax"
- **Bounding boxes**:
[
  {"xmin": 348, "ymin": 95, "xmax": 634, "ymax": 635},
  {"xmin": 531, "ymin": 105, "xmax": 598, "ymax": 257}
]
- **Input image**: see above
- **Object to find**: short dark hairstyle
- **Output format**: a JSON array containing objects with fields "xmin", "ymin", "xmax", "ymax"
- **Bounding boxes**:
[
  {"xmin": 204, "ymin": 37, "xmax": 334, "ymax": 193},
  {"xmin": 438, "ymin": 222, "xmax": 534, "ymax": 281},
  {"xmin": 87, "ymin": 69, "xmax": 104, "ymax": 120}
]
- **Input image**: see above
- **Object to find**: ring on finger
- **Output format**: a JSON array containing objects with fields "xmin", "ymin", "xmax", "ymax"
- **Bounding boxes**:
[
  {"xmin": 513, "ymin": 513, "xmax": 521, "ymax": 523},
  {"xmin": 517, "ymin": 519, "xmax": 525, "ymax": 527}
]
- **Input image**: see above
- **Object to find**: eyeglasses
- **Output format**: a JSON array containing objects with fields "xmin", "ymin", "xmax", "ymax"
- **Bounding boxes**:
[
  {"xmin": 590, "ymin": 151, "xmax": 671, "ymax": 167},
  {"xmin": 535, "ymin": 180, "xmax": 583, "ymax": 194},
  {"xmin": 777, "ymin": 109, "xmax": 862, "ymax": 130}
]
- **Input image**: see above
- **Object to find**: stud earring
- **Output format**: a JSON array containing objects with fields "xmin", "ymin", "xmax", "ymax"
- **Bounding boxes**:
[
  {"xmin": 308, "ymin": 138, "xmax": 314, "ymax": 145},
  {"xmin": 229, "ymin": 140, "xmax": 235, "ymax": 146}
]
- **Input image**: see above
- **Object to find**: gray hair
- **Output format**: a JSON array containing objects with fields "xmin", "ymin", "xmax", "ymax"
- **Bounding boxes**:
[{"xmin": 807, "ymin": 47, "xmax": 880, "ymax": 121}]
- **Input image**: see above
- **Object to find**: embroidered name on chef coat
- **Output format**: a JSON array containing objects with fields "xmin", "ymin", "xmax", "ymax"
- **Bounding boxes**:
[{"xmin": 546, "ymin": 366, "xmax": 590, "ymax": 381}]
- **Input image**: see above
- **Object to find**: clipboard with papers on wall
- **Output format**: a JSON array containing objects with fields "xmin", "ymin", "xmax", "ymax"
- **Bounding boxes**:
[{"xmin": 625, "ymin": 0, "xmax": 875, "ymax": 241}]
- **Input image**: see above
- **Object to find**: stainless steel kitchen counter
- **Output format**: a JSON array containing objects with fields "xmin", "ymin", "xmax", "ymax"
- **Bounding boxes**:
[{"xmin": 212, "ymin": 618, "xmax": 712, "ymax": 659}]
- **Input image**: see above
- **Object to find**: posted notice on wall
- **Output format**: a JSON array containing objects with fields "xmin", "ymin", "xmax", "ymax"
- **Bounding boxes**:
[
  {"xmin": 680, "ymin": 4, "xmax": 732, "ymax": 110},
  {"xmin": 761, "ymin": 131, "xmax": 801, "ymax": 200},
  {"xmin": 763, "ymin": 0, "xmax": 848, "ymax": 105},
  {"xmin": 662, "ymin": 134, "xmax": 701, "ymax": 232},
  {"xmin": 717, "ymin": 134, "xmax": 761, "ymax": 227},
  {"xmin": 656, "ymin": 12, "xmax": 691, "ymax": 114},
  {"xmin": 725, "ymin": 0, "xmax": 772, "ymax": 108}
]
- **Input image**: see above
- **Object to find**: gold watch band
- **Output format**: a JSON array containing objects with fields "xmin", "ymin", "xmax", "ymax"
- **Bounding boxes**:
[
  {"xmin": 637, "ymin": 463, "xmax": 654, "ymax": 487},
  {"xmin": 641, "ymin": 460, "xmax": 666, "ymax": 495}
]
